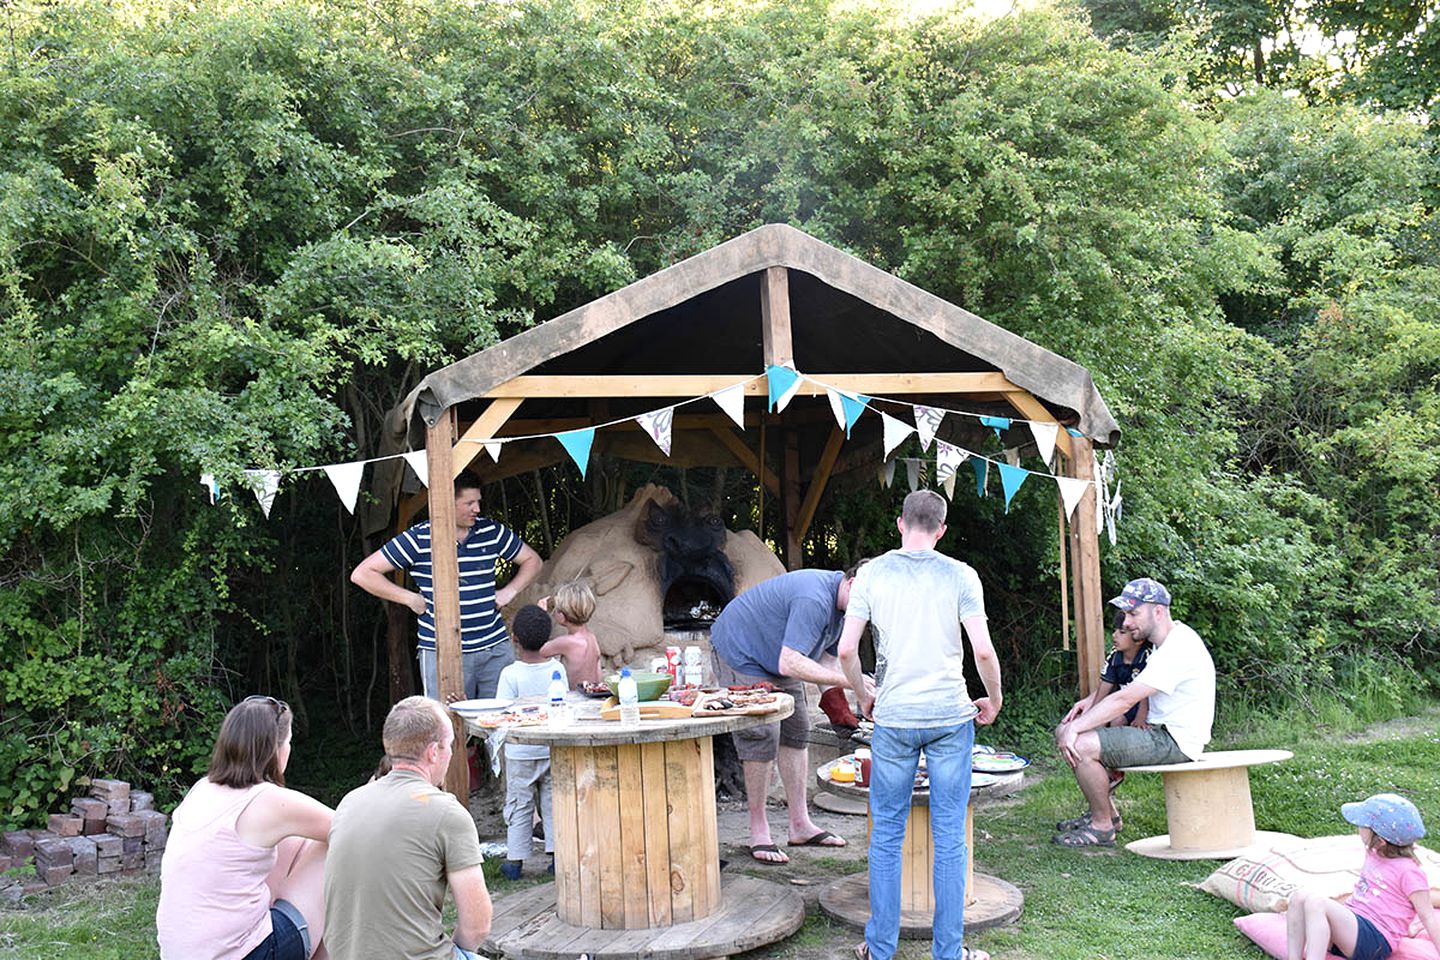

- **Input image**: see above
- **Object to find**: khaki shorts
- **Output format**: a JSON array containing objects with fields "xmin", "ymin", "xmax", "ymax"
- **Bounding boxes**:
[
  {"xmin": 709, "ymin": 650, "xmax": 809, "ymax": 762},
  {"xmin": 1097, "ymin": 724, "xmax": 1190, "ymax": 768}
]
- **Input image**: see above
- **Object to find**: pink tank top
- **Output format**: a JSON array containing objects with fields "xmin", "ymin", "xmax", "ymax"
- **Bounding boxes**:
[{"xmin": 156, "ymin": 779, "xmax": 279, "ymax": 960}]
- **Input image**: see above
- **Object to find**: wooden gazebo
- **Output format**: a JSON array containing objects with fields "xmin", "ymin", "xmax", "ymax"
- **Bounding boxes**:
[{"xmin": 375, "ymin": 223, "xmax": 1119, "ymax": 794}]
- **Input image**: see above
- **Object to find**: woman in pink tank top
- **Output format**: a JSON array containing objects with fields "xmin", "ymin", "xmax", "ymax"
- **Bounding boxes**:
[{"xmin": 156, "ymin": 695, "xmax": 334, "ymax": 960}]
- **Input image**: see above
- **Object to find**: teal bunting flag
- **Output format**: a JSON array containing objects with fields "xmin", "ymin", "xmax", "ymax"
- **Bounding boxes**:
[
  {"xmin": 840, "ymin": 393, "xmax": 869, "ymax": 437},
  {"xmin": 766, "ymin": 365, "xmax": 800, "ymax": 412},
  {"xmin": 971, "ymin": 458, "xmax": 988, "ymax": 497},
  {"xmin": 979, "ymin": 415, "xmax": 1011, "ymax": 440},
  {"xmin": 997, "ymin": 462, "xmax": 1028, "ymax": 513},
  {"xmin": 1066, "ymin": 427, "xmax": 1084, "ymax": 437},
  {"xmin": 557, "ymin": 428, "xmax": 595, "ymax": 478}
]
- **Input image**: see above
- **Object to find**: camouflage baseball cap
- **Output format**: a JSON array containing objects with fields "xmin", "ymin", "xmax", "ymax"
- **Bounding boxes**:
[{"xmin": 1108, "ymin": 578, "xmax": 1172, "ymax": 611}]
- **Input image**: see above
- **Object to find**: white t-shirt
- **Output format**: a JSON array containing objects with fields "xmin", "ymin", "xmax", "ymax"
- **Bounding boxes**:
[
  {"xmin": 1132, "ymin": 621, "xmax": 1214, "ymax": 759},
  {"xmin": 846, "ymin": 548, "xmax": 987, "ymax": 728},
  {"xmin": 496, "ymin": 658, "xmax": 566, "ymax": 761}
]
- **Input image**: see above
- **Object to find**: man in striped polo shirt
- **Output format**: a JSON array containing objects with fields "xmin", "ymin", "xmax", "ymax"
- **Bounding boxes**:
[{"xmin": 352, "ymin": 471, "xmax": 543, "ymax": 701}]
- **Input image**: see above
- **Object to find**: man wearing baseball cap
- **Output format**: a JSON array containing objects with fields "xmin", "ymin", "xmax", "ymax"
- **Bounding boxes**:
[{"xmin": 1052, "ymin": 577, "xmax": 1215, "ymax": 847}]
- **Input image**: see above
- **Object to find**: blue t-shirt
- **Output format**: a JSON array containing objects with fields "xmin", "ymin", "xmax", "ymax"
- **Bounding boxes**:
[
  {"xmin": 709, "ymin": 570, "xmax": 846, "ymax": 678},
  {"xmin": 380, "ymin": 518, "xmax": 523, "ymax": 654},
  {"xmin": 1099, "ymin": 644, "xmax": 1152, "ymax": 723}
]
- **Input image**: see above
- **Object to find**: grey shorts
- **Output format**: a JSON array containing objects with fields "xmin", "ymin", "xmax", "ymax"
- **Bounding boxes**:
[
  {"xmin": 710, "ymin": 651, "xmax": 809, "ymax": 762},
  {"xmin": 1098, "ymin": 724, "xmax": 1190, "ymax": 768}
]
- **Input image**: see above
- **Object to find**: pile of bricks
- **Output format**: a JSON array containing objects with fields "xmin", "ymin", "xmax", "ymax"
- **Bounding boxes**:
[{"xmin": 1, "ymin": 778, "xmax": 168, "ymax": 895}]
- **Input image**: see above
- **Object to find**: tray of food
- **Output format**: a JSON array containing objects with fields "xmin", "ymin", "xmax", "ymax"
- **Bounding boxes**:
[
  {"xmin": 471, "ymin": 704, "xmax": 549, "ymax": 729},
  {"xmin": 692, "ymin": 683, "xmax": 784, "ymax": 716},
  {"xmin": 578, "ymin": 680, "xmax": 613, "ymax": 699},
  {"xmin": 972, "ymin": 751, "xmax": 1030, "ymax": 773}
]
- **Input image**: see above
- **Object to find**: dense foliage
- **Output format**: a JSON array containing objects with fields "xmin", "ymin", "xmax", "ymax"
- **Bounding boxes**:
[{"xmin": 1, "ymin": 0, "xmax": 1435, "ymax": 824}]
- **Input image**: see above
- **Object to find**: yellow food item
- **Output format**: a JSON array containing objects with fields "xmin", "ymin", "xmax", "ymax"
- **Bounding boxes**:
[{"xmin": 830, "ymin": 763, "xmax": 856, "ymax": 783}]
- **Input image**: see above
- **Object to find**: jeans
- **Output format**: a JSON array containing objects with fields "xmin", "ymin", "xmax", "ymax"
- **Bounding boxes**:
[
  {"xmin": 419, "ymin": 643, "xmax": 513, "ymax": 700},
  {"xmin": 865, "ymin": 720, "xmax": 975, "ymax": 960}
]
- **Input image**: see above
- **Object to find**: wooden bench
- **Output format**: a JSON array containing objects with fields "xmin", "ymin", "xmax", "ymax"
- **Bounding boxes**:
[{"xmin": 1120, "ymin": 748, "xmax": 1295, "ymax": 860}]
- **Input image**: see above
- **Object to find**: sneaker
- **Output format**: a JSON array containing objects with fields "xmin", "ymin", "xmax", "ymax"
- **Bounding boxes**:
[{"xmin": 500, "ymin": 860, "xmax": 523, "ymax": 881}]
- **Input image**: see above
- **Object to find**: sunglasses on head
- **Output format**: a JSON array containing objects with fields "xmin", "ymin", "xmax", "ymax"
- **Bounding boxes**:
[{"xmin": 243, "ymin": 694, "xmax": 289, "ymax": 717}]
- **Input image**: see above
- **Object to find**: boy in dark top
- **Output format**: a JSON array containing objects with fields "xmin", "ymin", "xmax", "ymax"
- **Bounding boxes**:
[{"xmin": 1061, "ymin": 611, "xmax": 1152, "ymax": 790}]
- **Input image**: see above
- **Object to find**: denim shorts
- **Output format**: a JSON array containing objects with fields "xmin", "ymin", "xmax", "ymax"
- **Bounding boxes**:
[
  {"xmin": 1097, "ymin": 724, "xmax": 1190, "ymax": 768},
  {"xmin": 1330, "ymin": 913, "xmax": 1392, "ymax": 960},
  {"xmin": 240, "ymin": 901, "xmax": 309, "ymax": 960}
]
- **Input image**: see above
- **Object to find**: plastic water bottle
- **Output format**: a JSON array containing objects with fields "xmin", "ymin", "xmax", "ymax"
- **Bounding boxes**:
[
  {"xmin": 548, "ymin": 669, "xmax": 571, "ymax": 727},
  {"xmin": 618, "ymin": 667, "xmax": 640, "ymax": 727}
]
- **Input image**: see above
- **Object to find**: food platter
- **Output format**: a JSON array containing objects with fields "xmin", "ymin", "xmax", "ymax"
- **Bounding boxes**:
[
  {"xmin": 972, "ymin": 751, "xmax": 1030, "ymax": 774},
  {"xmin": 817, "ymin": 756, "xmax": 1003, "ymax": 791},
  {"xmin": 471, "ymin": 704, "xmax": 549, "ymax": 728},
  {"xmin": 577, "ymin": 681, "xmax": 612, "ymax": 699}
]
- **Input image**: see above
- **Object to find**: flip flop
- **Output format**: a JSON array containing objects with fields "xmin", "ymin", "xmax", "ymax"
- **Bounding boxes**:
[
  {"xmin": 1053, "ymin": 823, "xmax": 1117, "ymax": 847},
  {"xmin": 854, "ymin": 941, "xmax": 870, "ymax": 960},
  {"xmin": 750, "ymin": 843, "xmax": 789, "ymax": 864},
  {"xmin": 788, "ymin": 829, "xmax": 846, "ymax": 847}
]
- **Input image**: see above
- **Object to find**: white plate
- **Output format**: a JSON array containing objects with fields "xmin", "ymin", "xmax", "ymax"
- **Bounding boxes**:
[
  {"xmin": 449, "ymin": 698, "xmax": 513, "ymax": 714},
  {"xmin": 973, "ymin": 752, "xmax": 1030, "ymax": 773},
  {"xmin": 970, "ymin": 772, "xmax": 1000, "ymax": 788}
]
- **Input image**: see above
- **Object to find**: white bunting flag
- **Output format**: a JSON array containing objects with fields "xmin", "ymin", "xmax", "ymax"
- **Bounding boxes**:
[
  {"xmin": 943, "ymin": 472, "xmax": 957, "ymax": 500},
  {"xmin": 879, "ymin": 460, "xmax": 895, "ymax": 489},
  {"xmin": 935, "ymin": 439, "xmax": 968, "ymax": 483},
  {"xmin": 637, "ymin": 406, "xmax": 675, "ymax": 456},
  {"xmin": 200, "ymin": 473, "xmax": 220, "ymax": 505},
  {"xmin": 245, "ymin": 469, "xmax": 281, "ymax": 519},
  {"xmin": 484, "ymin": 441, "xmax": 502, "ymax": 463},
  {"xmin": 1057, "ymin": 476, "xmax": 1089, "ymax": 521},
  {"xmin": 913, "ymin": 405, "xmax": 945, "ymax": 452},
  {"xmin": 323, "ymin": 461, "xmax": 365, "ymax": 515},
  {"xmin": 712, "ymin": 383, "xmax": 746, "ymax": 430},
  {"xmin": 826, "ymin": 388, "xmax": 847, "ymax": 433},
  {"xmin": 1093, "ymin": 459, "xmax": 1107, "ymax": 535},
  {"xmin": 905, "ymin": 459, "xmax": 921, "ymax": 492},
  {"xmin": 881, "ymin": 413, "xmax": 915, "ymax": 459},
  {"xmin": 402, "ymin": 450, "xmax": 429, "ymax": 488},
  {"xmin": 1029, "ymin": 421, "xmax": 1059, "ymax": 468}
]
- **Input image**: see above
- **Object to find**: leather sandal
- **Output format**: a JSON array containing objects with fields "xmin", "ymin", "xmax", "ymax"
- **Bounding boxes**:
[
  {"xmin": 1053, "ymin": 823, "xmax": 1117, "ymax": 847},
  {"xmin": 1055, "ymin": 811, "xmax": 1122, "ymax": 833}
]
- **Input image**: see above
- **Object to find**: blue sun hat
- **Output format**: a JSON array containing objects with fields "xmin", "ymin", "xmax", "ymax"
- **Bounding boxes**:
[{"xmin": 1342, "ymin": 793, "xmax": 1426, "ymax": 846}]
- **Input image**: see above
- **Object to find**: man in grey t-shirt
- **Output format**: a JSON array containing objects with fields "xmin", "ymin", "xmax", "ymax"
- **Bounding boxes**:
[
  {"xmin": 839, "ymin": 490, "xmax": 1002, "ymax": 960},
  {"xmin": 709, "ymin": 568, "xmax": 870, "ymax": 864}
]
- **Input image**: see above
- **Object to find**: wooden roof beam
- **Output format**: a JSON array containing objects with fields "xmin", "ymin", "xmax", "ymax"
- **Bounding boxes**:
[{"xmin": 481, "ymin": 372, "xmax": 1020, "ymax": 398}]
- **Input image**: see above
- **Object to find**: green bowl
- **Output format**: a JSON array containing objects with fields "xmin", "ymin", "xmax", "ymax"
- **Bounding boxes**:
[{"xmin": 605, "ymin": 671, "xmax": 673, "ymax": 702}]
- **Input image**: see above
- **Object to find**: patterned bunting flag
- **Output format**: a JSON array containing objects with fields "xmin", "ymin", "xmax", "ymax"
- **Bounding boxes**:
[
  {"xmin": 199, "ymin": 473, "xmax": 221, "ymax": 505},
  {"xmin": 244, "ymin": 469, "xmax": 281, "ymax": 519},
  {"xmin": 913, "ymin": 405, "xmax": 944, "ymax": 452},
  {"xmin": 557, "ymin": 428, "xmax": 595, "ymax": 479},
  {"xmin": 712, "ymin": 383, "xmax": 746, "ymax": 429},
  {"xmin": 1056, "ymin": 476, "xmax": 1089, "ymax": 521},
  {"xmin": 979, "ymin": 415, "xmax": 1011, "ymax": 440},
  {"xmin": 881, "ymin": 413, "xmax": 915, "ymax": 459},
  {"xmin": 636, "ymin": 406, "xmax": 675, "ymax": 456},
  {"xmin": 323, "ymin": 461, "xmax": 365, "ymax": 515},
  {"xmin": 401, "ymin": 450, "xmax": 429, "ymax": 488},
  {"xmin": 935, "ymin": 440, "xmax": 968, "ymax": 484},
  {"xmin": 971, "ymin": 458, "xmax": 988, "ymax": 497},
  {"xmin": 943, "ymin": 472, "xmax": 957, "ymax": 500},
  {"xmin": 997, "ymin": 462, "xmax": 1028, "ymax": 513},
  {"xmin": 766, "ymin": 365, "xmax": 801, "ymax": 412},
  {"xmin": 1029, "ymin": 421, "xmax": 1059, "ymax": 468}
]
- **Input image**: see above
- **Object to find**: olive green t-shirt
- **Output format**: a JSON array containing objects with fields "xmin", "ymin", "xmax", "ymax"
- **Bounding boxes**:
[{"xmin": 324, "ymin": 769, "xmax": 484, "ymax": 960}]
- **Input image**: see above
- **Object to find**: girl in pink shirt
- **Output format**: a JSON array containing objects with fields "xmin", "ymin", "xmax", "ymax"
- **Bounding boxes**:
[{"xmin": 1286, "ymin": 793, "xmax": 1440, "ymax": 960}]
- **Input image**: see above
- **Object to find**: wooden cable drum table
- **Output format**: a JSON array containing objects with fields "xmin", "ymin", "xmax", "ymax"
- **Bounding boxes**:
[
  {"xmin": 815, "ymin": 761, "xmax": 1024, "ymax": 938},
  {"xmin": 467, "ymin": 695, "xmax": 805, "ymax": 960},
  {"xmin": 1120, "ymin": 748, "xmax": 1296, "ymax": 860}
]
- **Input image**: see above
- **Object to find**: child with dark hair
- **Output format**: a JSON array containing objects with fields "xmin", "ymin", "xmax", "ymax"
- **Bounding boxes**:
[
  {"xmin": 1060, "ymin": 610, "xmax": 1152, "ymax": 795},
  {"xmin": 1287, "ymin": 794, "xmax": 1440, "ymax": 960},
  {"xmin": 494, "ymin": 604, "xmax": 567, "ymax": 880}
]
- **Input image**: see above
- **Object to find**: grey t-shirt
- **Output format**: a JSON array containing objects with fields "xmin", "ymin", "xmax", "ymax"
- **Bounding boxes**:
[
  {"xmin": 710, "ymin": 570, "xmax": 845, "ymax": 678},
  {"xmin": 847, "ymin": 549, "xmax": 987, "ymax": 728},
  {"xmin": 324, "ymin": 769, "xmax": 484, "ymax": 960}
]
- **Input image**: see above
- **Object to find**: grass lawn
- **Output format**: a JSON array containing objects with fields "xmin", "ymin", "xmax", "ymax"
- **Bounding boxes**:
[{"xmin": 4, "ymin": 705, "xmax": 1438, "ymax": 960}]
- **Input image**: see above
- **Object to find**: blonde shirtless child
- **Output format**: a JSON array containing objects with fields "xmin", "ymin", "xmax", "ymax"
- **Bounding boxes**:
[{"xmin": 538, "ymin": 579, "xmax": 602, "ymax": 686}]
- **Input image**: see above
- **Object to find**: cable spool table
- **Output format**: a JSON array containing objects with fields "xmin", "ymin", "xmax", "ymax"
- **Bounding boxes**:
[
  {"xmin": 814, "ymin": 759, "xmax": 1024, "ymax": 938},
  {"xmin": 467, "ymin": 694, "xmax": 806, "ymax": 960}
]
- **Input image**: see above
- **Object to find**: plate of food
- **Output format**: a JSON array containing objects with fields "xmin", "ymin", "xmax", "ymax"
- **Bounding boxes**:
[
  {"xmin": 472, "ymin": 704, "xmax": 549, "ymax": 728},
  {"xmin": 972, "ymin": 751, "xmax": 1030, "ymax": 774},
  {"xmin": 449, "ymin": 698, "xmax": 513, "ymax": 714},
  {"xmin": 577, "ymin": 681, "xmax": 612, "ymax": 699},
  {"xmin": 970, "ymin": 771, "xmax": 1000, "ymax": 788},
  {"xmin": 819, "ymin": 757, "xmax": 858, "ymax": 784}
]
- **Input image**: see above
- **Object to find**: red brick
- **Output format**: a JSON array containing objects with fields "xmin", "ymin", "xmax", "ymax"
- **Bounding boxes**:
[
  {"xmin": 95, "ymin": 857, "xmax": 120, "ymax": 875},
  {"xmin": 119, "ymin": 851, "xmax": 143, "ymax": 870},
  {"xmin": 34, "ymin": 837, "xmax": 73, "ymax": 866},
  {"xmin": 89, "ymin": 779, "xmax": 130, "ymax": 801},
  {"xmin": 106, "ymin": 814, "xmax": 145, "ymax": 838},
  {"xmin": 106, "ymin": 797, "xmax": 129, "ymax": 817},
  {"xmin": 121, "ymin": 836, "xmax": 142, "ymax": 855},
  {"xmin": 48, "ymin": 814, "xmax": 83, "ymax": 837},
  {"xmin": 82, "ymin": 818, "xmax": 107, "ymax": 836},
  {"xmin": 135, "ymin": 810, "xmax": 169, "ymax": 847},
  {"xmin": 90, "ymin": 833, "xmax": 122, "ymax": 857},
  {"xmin": 65, "ymin": 837, "xmax": 98, "ymax": 876},
  {"xmin": 70, "ymin": 798, "xmax": 109, "ymax": 820},
  {"xmin": 144, "ymin": 850, "xmax": 164, "ymax": 870}
]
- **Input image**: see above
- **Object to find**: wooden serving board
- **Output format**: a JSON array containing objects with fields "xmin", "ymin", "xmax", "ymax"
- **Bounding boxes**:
[
  {"xmin": 691, "ymin": 691, "xmax": 791, "ymax": 717},
  {"xmin": 598, "ymin": 697, "xmax": 696, "ymax": 721}
]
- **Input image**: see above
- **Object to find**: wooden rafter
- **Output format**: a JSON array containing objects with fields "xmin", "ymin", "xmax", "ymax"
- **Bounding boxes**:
[
  {"xmin": 795, "ymin": 426, "xmax": 846, "ymax": 547},
  {"xmin": 452, "ymin": 397, "xmax": 524, "ymax": 477},
  {"xmin": 480, "ymin": 372, "xmax": 1020, "ymax": 399}
]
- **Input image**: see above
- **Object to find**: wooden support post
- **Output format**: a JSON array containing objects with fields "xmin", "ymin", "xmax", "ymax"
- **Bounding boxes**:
[
  {"xmin": 1057, "ymin": 476, "xmax": 1071, "ymax": 653},
  {"xmin": 760, "ymin": 266, "xmax": 793, "ymax": 367},
  {"xmin": 781, "ymin": 432, "xmax": 802, "ymax": 569},
  {"xmin": 425, "ymin": 408, "xmax": 470, "ymax": 801},
  {"xmin": 1067, "ymin": 438, "xmax": 1104, "ymax": 699},
  {"xmin": 795, "ymin": 426, "xmax": 844, "ymax": 548}
]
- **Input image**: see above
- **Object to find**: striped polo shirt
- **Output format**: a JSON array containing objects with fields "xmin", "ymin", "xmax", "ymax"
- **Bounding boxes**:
[{"xmin": 380, "ymin": 518, "xmax": 524, "ymax": 654}]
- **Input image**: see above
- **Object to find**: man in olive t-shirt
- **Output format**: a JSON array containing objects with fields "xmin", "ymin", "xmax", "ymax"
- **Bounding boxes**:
[{"xmin": 324, "ymin": 697, "xmax": 491, "ymax": 960}]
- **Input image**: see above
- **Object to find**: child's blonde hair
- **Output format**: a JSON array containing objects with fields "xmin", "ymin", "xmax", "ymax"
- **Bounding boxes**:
[{"xmin": 554, "ymin": 579, "xmax": 596, "ymax": 626}]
